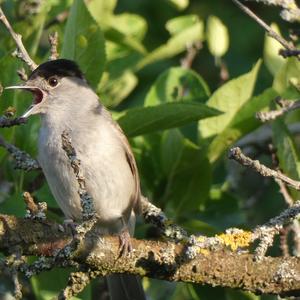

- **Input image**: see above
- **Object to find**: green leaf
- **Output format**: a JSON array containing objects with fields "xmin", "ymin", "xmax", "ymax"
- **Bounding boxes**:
[
  {"xmin": 263, "ymin": 23, "xmax": 285, "ymax": 76},
  {"xmin": 136, "ymin": 20, "xmax": 204, "ymax": 70},
  {"xmin": 199, "ymin": 60, "xmax": 261, "ymax": 139},
  {"xmin": 112, "ymin": 13, "xmax": 147, "ymax": 41},
  {"xmin": 118, "ymin": 102, "xmax": 221, "ymax": 137},
  {"xmin": 87, "ymin": 0, "xmax": 117, "ymax": 26},
  {"xmin": 104, "ymin": 27, "xmax": 147, "ymax": 55},
  {"xmin": 166, "ymin": 15, "xmax": 200, "ymax": 36},
  {"xmin": 272, "ymin": 119, "xmax": 300, "ymax": 198},
  {"xmin": 273, "ymin": 57, "xmax": 300, "ymax": 97},
  {"xmin": 160, "ymin": 130, "xmax": 211, "ymax": 212},
  {"xmin": 61, "ymin": 0, "xmax": 106, "ymax": 88},
  {"xmin": 145, "ymin": 67, "xmax": 210, "ymax": 106},
  {"xmin": 99, "ymin": 71, "xmax": 138, "ymax": 107},
  {"xmin": 208, "ymin": 88, "xmax": 277, "ymax": 163},
  {"xmin": 206, "ymin": 15, "xmax": 229, "ymax": 58},
  {"xmin": 166, "ymin": 0, "xmax": 189, "ymax": 11}
]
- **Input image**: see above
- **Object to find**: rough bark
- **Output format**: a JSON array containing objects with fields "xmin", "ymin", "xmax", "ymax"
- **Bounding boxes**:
[{"xmin": 0, "ymin": 214, "xmax": 300, "ymax": 297}]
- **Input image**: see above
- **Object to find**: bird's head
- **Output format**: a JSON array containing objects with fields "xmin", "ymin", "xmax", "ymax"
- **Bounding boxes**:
[{"xmin": 6, "ymin": 59, "xmax": 87, "ymax": 118}]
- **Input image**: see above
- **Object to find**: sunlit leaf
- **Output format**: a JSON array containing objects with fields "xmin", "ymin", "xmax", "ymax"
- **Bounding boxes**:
[
  {"xmin": 199, "ymin": 60, "xmax": 261, "ymax": 139},
  {"xmin": 145, "ymin": 67, "xmax": 210, "ymax": 106},
  {"xmin": 206, "ymin": 15, "xmax": 229, "ymax": 58},
  {"xmin": 263, "ymin": 23, "xmax": 285, "ymax": 76},
  {"xmin": 208, "ymin": 88, "xmax": 277, "ymax": 163},
  {"xmin": 118, "ymin": 102, "xmax": 221, "ymax": 137}
]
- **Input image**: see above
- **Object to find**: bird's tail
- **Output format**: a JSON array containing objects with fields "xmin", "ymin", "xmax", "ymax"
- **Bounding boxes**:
[{"xmin": 106, "ymin": 274, "xmax": 146, "ymax": 300}]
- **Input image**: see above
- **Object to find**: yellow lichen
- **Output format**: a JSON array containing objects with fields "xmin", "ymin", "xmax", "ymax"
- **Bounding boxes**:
[
  {"xmin": 217, "ymin": 231, "xmax": 252, "ymax": 251},
  {"xmin": 198, "ymin": 248, "xmax": 210, "ymax": 256}
]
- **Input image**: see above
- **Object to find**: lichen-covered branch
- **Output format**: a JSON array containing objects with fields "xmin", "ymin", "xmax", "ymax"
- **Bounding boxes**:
[
  {"xmin": 0, "ymin": 214, "xmax": 300, "ymax": 297},
  {"xmin": 141, "ymin": 196, "xmax": 188, "ymax": 241},
  {"xmin": 0, "ymin": 134, "xmax": 40, "ymax": 171},
  {"xmin": 0, "ymin": 5, "xmax": 37, "ymax": 70},
  {"xmin": 0, "ymin": 115, "xmax": 27, "ymax": 128},
  {"xmin": 253, "ymin": 201, "xmax": 300, "ymax": 260},
  {"xmin": 256, "ymin": 98, "xmax": 300, "ymax": 122}
]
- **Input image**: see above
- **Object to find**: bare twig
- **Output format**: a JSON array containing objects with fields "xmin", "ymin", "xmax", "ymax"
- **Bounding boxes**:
[
  {"xmin": 17, "ymin": 68, "xmax": 28, "ymax": 81},
  {"xmin": 256, "ymin": 98, "xmax": 300, "ymax": 122},
  {"xmin": 181, "ymin": 41, "xmax": 202, "ymax": 69},
  {"xmin": 279, "ymin": 227, "xmax": 290, "ymax": 257},
  {"xmin": 49, "ymin": 32, "xmax": 59, "ymax": 61},
  {"xmin": 229, "ymin": 147, "xmax": 300, "ymax": 190},
  {"xmin": 279, "ymin": 49, "xmax": 300, "ymax": 58},
  {"xmin": 232, "ymin": 0, "xmax": 296, "ymax": 52},
  {"xmin": 0, "ymin": 6, "xmax": 37, "ymax": 70},
  {"xmin": 23, "ymin": 192, "xmax": 47, "ymax": 220},
  {"xmin": 0, "ymin": 135, "xmax": 40, "ymax": 171}
]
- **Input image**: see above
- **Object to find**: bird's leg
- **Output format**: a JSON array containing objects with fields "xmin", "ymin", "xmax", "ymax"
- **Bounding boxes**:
[
  {"xmin": 118, "ymin": 217, "xmax": 133, "ymax": 256},
  {"xmin": 119, "ymin": 227, "xmax": 133, "ymax": 257}
]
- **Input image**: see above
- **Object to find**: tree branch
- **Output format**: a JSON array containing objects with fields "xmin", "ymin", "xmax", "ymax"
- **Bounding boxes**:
[
  {"xmin": 1, "ymin": 214, "xmax": 300, "ymax": 297},
  {"xmin": 0, "ymin": 5, "xmax": 37, "ymax": 70},
  {"xmin": 232, "ymin": 0, "xmax": 296, "ymax": 54}
]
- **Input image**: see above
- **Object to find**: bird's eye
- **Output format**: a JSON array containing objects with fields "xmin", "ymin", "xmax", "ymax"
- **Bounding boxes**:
[{"xmin": 48, "ymin": 77, "xmax": 58, "ymax": 87}]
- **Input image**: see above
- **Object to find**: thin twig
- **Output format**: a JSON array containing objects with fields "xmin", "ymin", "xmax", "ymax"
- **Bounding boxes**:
[
  {"xmin": 23, "ymin": 191, "xmax": 47, "ymax": 220},
  {"xmin": 0, "ymin": 134, "xmax": 40, "ymax": 171},
  {"xmin": 0, "ymin": 115, "xmax": 27, "ymax": 128},
  {"xmin": 279, "ymin": 49, "xmax": 300, "ymax": 58},
  {"xmin": 48, "ymin": 32, "xmax": 59, "ymax": 61},
  {"xmin": 232, "ymin": 0, "xmax": 295, "ymax": 51},
  {"xmin": 256, "ymin": 98, "xmax": 300, "ymax": 122},
  {"xmin": 245, "ymin": 0, "xmax": 300, "ymax": 22},
  {"xmin": 17, "ymin": 68, "xmax": 28, "ymax": 81},
  {"xmin": 181, "ymin": 41, "xmax": 202, "ymax": 69},
  {"xmin": 229, "ymin": 147, "xmax": 300, "ymax": 190},
  {"xmin": 0, "ymin": 6, "xmax": 37, "ymax": 70},
  {"xmin": 253, "ymin": 201, "xmax": 300, "ymax": 260}
]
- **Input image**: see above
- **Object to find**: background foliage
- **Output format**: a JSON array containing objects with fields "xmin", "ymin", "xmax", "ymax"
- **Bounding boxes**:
[{"xmin": 0, "ymin": 0, "xmax": 299, "ymax": 299}]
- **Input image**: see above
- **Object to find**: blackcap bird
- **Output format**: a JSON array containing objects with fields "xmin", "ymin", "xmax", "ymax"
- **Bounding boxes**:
[{"xmin": 6, "ymin": 59, "xmax": 145, "ymax": 300}]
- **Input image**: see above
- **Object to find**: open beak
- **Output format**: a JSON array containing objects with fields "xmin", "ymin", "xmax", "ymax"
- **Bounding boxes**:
[{"xmin": 5, "ymin": 85, "xmax": 45, "ymax": 118}]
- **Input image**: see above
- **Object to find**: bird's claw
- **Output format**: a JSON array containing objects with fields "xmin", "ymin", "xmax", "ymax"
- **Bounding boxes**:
[{"xmin": 119, "ymin": 229, "xmax": 133, "ymax": 257}]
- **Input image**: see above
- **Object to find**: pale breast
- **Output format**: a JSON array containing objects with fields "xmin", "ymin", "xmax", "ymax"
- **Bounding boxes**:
[{"xmin": 38, "ymin": 117, "xmax": 136, "ymax": 230}]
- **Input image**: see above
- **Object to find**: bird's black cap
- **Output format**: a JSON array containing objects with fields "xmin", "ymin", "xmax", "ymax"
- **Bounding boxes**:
[{"xmin": 29, "ymin": 59, "xmax": 84, "ymax": 80}]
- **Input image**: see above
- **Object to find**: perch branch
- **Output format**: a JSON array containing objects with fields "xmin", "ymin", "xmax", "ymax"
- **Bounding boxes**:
[
  {"xmin": 1, "ymin": 214, "xmax": 300, "ymax": 297},
  {"xmin": 0, "ymin": 5, "xmax": 37, "ymax": 70}
]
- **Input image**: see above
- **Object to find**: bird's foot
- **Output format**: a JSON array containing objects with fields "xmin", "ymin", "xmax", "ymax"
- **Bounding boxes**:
[{"xmin": 118, "ymin": 229, "xmax": 133, "ymax": 257}]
